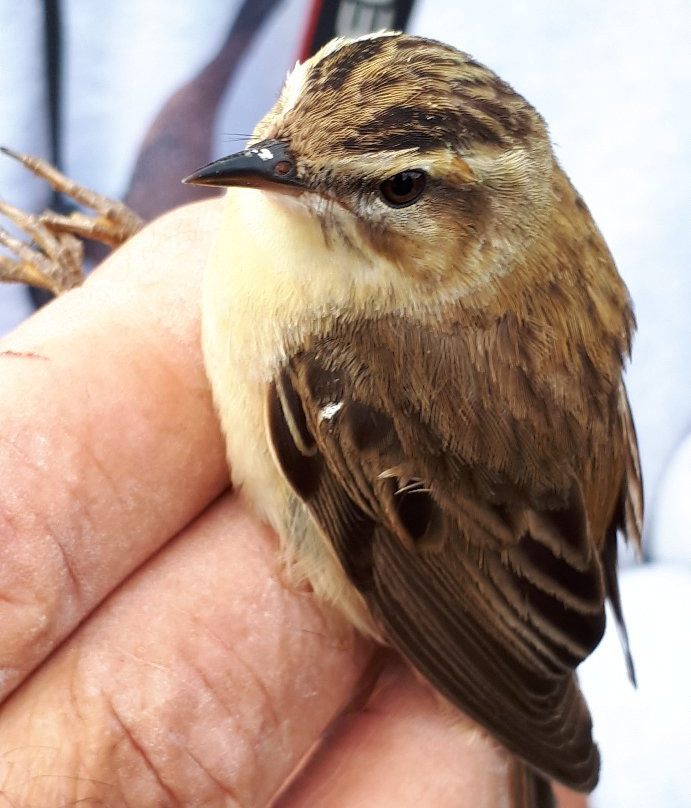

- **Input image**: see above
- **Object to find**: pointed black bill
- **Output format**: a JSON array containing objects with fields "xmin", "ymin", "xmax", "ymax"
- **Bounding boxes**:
[{"xmin": 182, "ymin": 139, "xmax": 304, "ymax": 192}]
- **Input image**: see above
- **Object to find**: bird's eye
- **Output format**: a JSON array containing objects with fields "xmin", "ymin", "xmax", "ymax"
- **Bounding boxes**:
[{"xmin": 379, "ymin": 170, "xmax": 426, "ymax": 208}]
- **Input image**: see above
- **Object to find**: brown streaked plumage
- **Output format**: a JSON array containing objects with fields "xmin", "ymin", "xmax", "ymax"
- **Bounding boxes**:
[{"xmin": 186, "ymin": 31, "xmax": 643, "ymax": 807}]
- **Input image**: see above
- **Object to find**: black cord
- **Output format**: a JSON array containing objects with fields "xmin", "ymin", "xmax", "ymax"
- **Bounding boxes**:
[
  {"xmin": 31, "ymin": 0, "xmax": 63, "ymax": 308},
  {"xmin": 44, "ymin": 0, "xmax": 62, "ymax": 172}
]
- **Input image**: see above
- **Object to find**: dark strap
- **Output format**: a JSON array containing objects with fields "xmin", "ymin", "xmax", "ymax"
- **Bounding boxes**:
[
  {"xmin": 31, "ymin": 0, "xmax": 63, "ymax": 309},
  {"xmin": 43, "ymin": 0, "xmax": 62, "ymax": 173}
]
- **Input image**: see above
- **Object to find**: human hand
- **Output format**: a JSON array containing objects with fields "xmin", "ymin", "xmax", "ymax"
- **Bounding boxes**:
[{"xmin": 0, "ymin": 200, "xmax": 583, "ymax": 807}]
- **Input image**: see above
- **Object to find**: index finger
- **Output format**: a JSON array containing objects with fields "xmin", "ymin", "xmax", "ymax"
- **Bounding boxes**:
[{"xmin": 0, "ymin": 199, "xmax": 228, "ymax": 700}]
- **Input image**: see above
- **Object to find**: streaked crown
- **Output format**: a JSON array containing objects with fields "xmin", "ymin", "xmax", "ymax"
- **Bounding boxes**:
[
  {"xmin": 247, "ymin": 32, "xmax": 557, "ymax": 289},
  {"xmin": 257, "ymin": 32, "xmax": 547, "ymax": 160}
]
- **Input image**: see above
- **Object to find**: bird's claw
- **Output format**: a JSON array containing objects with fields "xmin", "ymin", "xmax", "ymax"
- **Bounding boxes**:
[{"xmin": 0, "ymin": 147, "xmax": 144, "ymax": 294}]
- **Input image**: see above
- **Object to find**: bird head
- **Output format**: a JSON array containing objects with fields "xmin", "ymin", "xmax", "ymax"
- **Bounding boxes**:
[{"xmin": 186, "ymin": 32, "xmax": 558, "ymax": 306}]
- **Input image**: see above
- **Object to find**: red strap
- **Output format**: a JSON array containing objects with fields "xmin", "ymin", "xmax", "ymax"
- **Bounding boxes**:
[{"xmin": 299, "ymin": 0, "xmax": 416, "ymax": 62}]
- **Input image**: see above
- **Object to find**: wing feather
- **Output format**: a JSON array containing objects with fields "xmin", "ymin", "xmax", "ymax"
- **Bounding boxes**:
[{"xmin": 265, "ymin": 313, "xmax": 640, "ymax": 791}]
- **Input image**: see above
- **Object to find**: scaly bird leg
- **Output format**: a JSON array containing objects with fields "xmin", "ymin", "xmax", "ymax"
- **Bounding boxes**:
[{"xmin": 0, "ymin": 147, "xmax": 145, "ymax": 294}]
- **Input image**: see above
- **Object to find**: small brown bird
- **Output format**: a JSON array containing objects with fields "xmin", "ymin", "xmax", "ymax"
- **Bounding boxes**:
[{"xmin": 185, "ymin": 31, "xmax": 643, "ymax": 806}]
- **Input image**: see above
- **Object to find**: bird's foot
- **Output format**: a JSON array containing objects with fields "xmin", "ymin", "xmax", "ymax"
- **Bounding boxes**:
[{"xmin": 0, "ymin": 148, "xmax": 144, "ymax": 294}]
